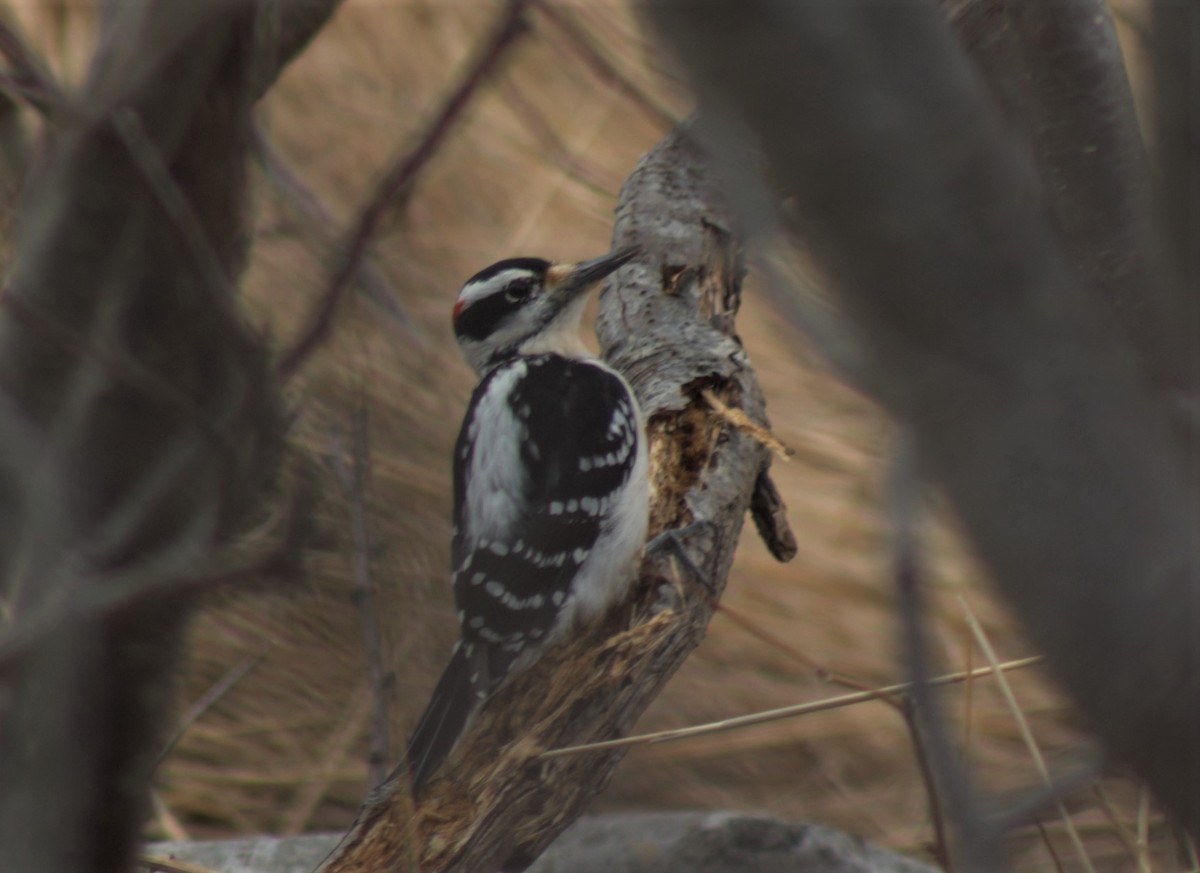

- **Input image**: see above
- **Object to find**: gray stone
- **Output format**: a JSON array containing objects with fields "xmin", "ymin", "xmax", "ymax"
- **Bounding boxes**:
[
  {"xmin": 523, "ymin": 813, "xmax": 939, "ymax": 873},
  {"xmin": 144, "ymin": 812, "xmax": 939, "ymax": 873},
  {"xmin": 143, "ymin": 833, "xmax": 337, "ymax": 873}
]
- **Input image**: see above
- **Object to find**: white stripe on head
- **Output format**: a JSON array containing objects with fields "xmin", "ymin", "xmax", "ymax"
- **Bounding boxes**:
[{"xmin": 458, "ymin": 268, "xmax": 540, "ymax": 308}]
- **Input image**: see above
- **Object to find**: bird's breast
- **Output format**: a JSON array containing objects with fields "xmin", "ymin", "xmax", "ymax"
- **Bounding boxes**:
[{"xmin": 461, "ymin": 360, "xmax": 530, "ymax": 542}]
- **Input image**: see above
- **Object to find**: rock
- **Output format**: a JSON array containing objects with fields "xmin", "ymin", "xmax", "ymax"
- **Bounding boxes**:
[
  {"xmin": 520, "ymin": 812, "xmax": 938, "ymax": 873},
  {"xmin": 144, "ymin": 832, "xmax": 336, "ymax": 873},
  {"xmin": 144, "ymin": 811, "xmax": 938, "ymax": 873}
]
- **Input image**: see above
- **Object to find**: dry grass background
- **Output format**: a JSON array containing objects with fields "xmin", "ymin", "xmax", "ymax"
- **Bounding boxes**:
[{"xmin": 5, "ymin": 2, "xmax": 1185, "ymax": 870}]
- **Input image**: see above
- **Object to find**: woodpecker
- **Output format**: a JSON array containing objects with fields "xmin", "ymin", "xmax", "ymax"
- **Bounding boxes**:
[{"xmin": 405, "ymin": 247, "xmax": 649, "ymax": 795}]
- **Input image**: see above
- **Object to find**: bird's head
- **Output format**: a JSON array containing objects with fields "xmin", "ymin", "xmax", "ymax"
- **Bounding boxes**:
[{"xmin": 451, "ymin": 247, "xmax": 638, "ymax": 375}]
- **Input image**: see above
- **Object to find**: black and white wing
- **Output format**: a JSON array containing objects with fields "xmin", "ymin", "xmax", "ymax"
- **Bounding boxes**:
[
  {"xmin": 405, "ymin": 354, "xmax": 643, "ymax": 794},
  {"xmin": 453, "ymin": 355, "xmax": 641, "ymax": 684}
]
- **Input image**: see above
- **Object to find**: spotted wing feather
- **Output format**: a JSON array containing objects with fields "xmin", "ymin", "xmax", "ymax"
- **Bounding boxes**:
[
  {"xmin": 405, "ymin": 355, "xmax": 640, "ymax": 795},
  {"xmin": 452, "ymin": 355, "xmax": 640, "ymax": 693}
]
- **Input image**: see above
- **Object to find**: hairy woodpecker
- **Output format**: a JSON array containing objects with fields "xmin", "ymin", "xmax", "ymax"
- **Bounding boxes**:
[{"xmin": 405, "ymin": 247, "xmax": 649, "ymax": 795}]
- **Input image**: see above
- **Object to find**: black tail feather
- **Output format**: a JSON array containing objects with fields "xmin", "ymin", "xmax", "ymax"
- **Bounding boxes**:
[{"xmin": 405, "ymin": 643, "xmax": 476, "ymax": 797}]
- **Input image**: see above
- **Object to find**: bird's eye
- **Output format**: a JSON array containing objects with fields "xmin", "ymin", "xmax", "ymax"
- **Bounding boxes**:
[{"xmin": 504, "ymin": 279, "xmax": 534, "ymax": 303}]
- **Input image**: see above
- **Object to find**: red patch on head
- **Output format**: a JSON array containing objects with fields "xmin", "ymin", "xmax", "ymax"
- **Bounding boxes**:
[{"xmin": 452, "ymin": 299, "xmax": 467, "ymax": 325}]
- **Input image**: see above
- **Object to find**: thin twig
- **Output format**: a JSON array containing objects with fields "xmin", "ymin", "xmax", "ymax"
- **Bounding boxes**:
[
  {"xmin": 276, "ymin": 0, "xmax": 530, "ymax": 377},
  {"xmin": 496, "ymin": 70, "xmax": 612, "ymax": 196},
  {"xmin": 711, "ymin": 600, "xmax": 834, "ymax": 682},
  {"xmin": 529, "ymin": 0, "xmax": 676, "ymax": 130},
  {"xmin": 0, "ymin": 544, "xmax": 289, "ymax": 670},
  {"xmin": 150, "ymin": 790, "xmax": 190, "ymax": 842},
  {"xmin": 889, "ymin": 435, "xmax": 977, "ymax": 870},
  {"xmin": 1137, "ymin": 787, "xmax": 1152, "ymax": 871},
  {"xmin": 0, "ymin": 14, "xmax": 64, "ymax": 116},
  {"xmin": 155, "ymin": 650, "xmax": 271, "ymax": 770},
  {"xmin": 1093, "ymin": 783, "xmax": 1151, "ymax": 873},
  {"xmin": 1035, "ymin": 818, "xmax": 1069, "ymax": 873},
  {"xmin": 992, "ymin": 760, "xmax": 1104, "ymax": 839},
  {"xmin": 0, "ymin": 69, "xmax": 56, "ymax": 114},
  {"xmin": 112, "ymin": 107, "xmax": 237, "ymax": 305},
  {"xmin": 279, "ymin": 686, "xmax": 373, "ymax": 834},
  {"xmin": 677, "ymin": 547, "xmax": 863, "ymax": 690},
  {"xmin": 538, "ymin": 655, "xmax": 1041, "ymax": 759},
  {"xmin": 138, "ymin": 854, "xmax": 222, "ymax": 873},
  {"xmin": 498, "ymin": 86, "xmax": 617, "ymax": 253},
  {"xmin": 252, "ymin": 124, "xmax": 420, "ymax": 337},
  {"xmin": 328, "ymin": 396, "xmax": 392, "ymax": 790},
  {"xmin": 961, "ymin": 625, "xmax": 975, "ymax": 757},
  {"xmin": 1181, "ymin": 825, "xmax": 1200, "ymax": 872},
  {"xmin": 0, "ymin": 290, "xmax": 235, "ymax": 454},
  {"xmin": 897, "ymin": 699, "xmax": 952, "ymax": 870},
  {"xmin": 959, "ymin": 597, "xmax": 1098, "ymax": 873}
]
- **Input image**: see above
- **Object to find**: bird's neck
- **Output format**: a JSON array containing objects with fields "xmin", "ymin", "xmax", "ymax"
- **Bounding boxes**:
[{"xmin": 516, "ymin": 328, "xmax": 592, "ymax": 361}]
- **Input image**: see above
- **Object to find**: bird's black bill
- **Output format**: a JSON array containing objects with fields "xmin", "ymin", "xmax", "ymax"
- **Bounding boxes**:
[{"xmin": 554, "ymin": 246, "xmax": 640, "ymax": 297}]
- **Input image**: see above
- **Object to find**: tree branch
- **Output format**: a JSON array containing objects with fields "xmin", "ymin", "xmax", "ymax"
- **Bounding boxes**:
[
  {"xmin": 318, "ymin": 125, "xmax": 778, "ymax": 873},
  {"xmin": 0, "ymin": 12, "xmax": 64, "ymax": 116}
]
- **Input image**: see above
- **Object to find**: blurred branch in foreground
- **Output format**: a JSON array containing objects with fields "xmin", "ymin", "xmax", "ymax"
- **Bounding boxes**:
[
  {"xmin": 640, "ymin": 0, "xmax": 1200, "ymax": 862},
  {"xmin": 0, "ymin": 2, "xmax": 345, "ymax": 872}
]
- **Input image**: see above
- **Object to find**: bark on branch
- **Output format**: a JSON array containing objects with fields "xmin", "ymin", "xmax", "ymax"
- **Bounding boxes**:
[{"xmin": 318, "ymin": 127, "xmax": 785, "ymax": 873}]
